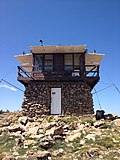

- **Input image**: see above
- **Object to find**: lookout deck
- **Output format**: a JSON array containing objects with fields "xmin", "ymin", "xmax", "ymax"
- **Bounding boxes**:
[{"xmin": 17, "ymin": 64, "xmax": 99, "ymax": 90}]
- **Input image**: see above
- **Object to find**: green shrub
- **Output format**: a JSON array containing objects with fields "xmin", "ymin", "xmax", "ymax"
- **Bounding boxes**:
[
  {"xmin": 96, "ymin": 137, "xmax": 113, "ymax": 149},
  {"xmin": 81, "ymin": 118, "xmax": 95, "ymax": 125},
  {"xmin": 47, "ymin": 115, "xmax": 53, "ymax": 122},
  {"xmin": 99, "ymin": 124, "xmax": 112, "ymax": 129}
]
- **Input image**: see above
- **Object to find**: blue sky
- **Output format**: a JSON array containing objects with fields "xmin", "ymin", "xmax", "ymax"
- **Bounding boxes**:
[{"xmin": 0, "ymin": 0, "xmax": 120, "ymax": 115}]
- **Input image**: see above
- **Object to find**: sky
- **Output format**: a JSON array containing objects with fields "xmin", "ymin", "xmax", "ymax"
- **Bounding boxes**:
[{"xmin": 0, "ymin": 0, "xmax": 120, "ymax": 115}]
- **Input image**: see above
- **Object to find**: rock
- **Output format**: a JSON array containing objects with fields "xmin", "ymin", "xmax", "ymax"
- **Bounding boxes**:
[
  {"xmin": 85, "ymin": 133, "xmax": 95, "ymax": 141},
  {"xmin": 39, "ymin": 138, "xmax": 54, "ymax": 149},
  {"xmin": 34, "ymin": 134, "xmax": 44, "ymax": 139},
  {"xmin": 0, "ymin": 122, "xmax": 10, "ymax": 127},
  {"xmin": 53, "ymin": 148, "xmax": 64, "ymax": 157},
  {"xmin": 16, "ymin": 138, "xmax": 23, "ymax": 146},
  {"xmin": 63, "ymin": 124, "xmax": 70, "ymax": 131},
  {"xmin": 26, "ymin": 126, "xmax": 39, "ymax": 137},
  {"xmin": 12, "ymin": 151, "xmax": 19, "ymax": 156},
  {"xmin": 53, "ymin": 135, "xmax": 65, "ymax": 141},
  {"xmin": 24, "ymin": 139, "xmax": 37, "ymax": 146},
  {"xmin": 66, "ymin": 132, "xmax": 81, "ymax": 142},
  {"xmin": 18, "ymin": 116, "xmax": 28, "ymax": 125},
  {"xmin": 66, "ymin": 129, "xmax": 81, "ymax": 142},
  {"xmin": 104, "ymin": 114, "xmax": 118, "ymax": 120},
  {"xmin": 8, "ymin": 131, "xmax": 22, "ymax": 137},
  {"xmin": 40, "ymin": 141, "xmax": 54, "ymax": 150},
  {"xmin": 25, "ymin": 122, "xmax": 40, "ymax": 137},
  {"xmin": 8, "ymin": 124, "xmax": 25, "ymax": 132},
  {"xmin": 26, "ymin": 150, "xmax": 34, "ymax": 156},
  {"xmin": 87, "ymin": 148, "xmax": 100, "ymax": 157},
  {"xmin": 113, "ymin": 119, "xmax": 120, "ymax": 126},
  {"xmin": 84, "ymin": 122, "xmax": 91, "ymax": 127},
  {"xmin": 36, "ymin": 151, "xmax": 51, "ymax": 160},
  {"xmin": 45, "ymin": 126, "xmax": 64, "ymax": 137},
  {"xmin": 37, "ymin": 128, "xmax": 44, "ymax": 134},
  {"xmin": 80, "ymin": 139, "xmax": 85, "ymax": 145},
  {"xmin": 45, "ymin": 127, "xmax": 55, "ymax": 136},
  {"xmin": 54, "ymin": 126, "xmax": 64, "ymax": 135},
  {"xmin": 46, "ymin": 122, "xmax": 56, "ymax": 130},
  {"xmin": 94, "ymin": 120, "xmax": 105, "ymax": 128},
  {"xmin": 2, "ymin": 156, "xmax": 11, "ymax": 160}
]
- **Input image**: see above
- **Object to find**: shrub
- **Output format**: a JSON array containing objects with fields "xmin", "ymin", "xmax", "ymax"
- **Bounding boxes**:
[{"xmin": 96, "ymin": 137, "xmax": 113, "ymax": 149}]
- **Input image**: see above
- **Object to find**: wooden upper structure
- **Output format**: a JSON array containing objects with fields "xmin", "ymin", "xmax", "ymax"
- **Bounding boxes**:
[{"xmin": 16, "ymin": 45, "xmax": 104, "ymax": 90}]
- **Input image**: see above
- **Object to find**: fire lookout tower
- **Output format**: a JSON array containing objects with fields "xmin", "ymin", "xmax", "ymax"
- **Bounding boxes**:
[{"xmin": 16, "ymin": 45, "xmax": 104, "ymax": 117}]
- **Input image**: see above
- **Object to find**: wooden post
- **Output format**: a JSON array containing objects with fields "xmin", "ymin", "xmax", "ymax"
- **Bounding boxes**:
[{"xmin": 80, "ymin": 53, "xmax": 85, "ymax": 78}]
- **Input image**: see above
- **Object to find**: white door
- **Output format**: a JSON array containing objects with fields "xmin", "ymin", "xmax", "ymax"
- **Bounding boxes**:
[{"xmin": 51, "ymin": 88, "xmax": 61, "ymax": 114}]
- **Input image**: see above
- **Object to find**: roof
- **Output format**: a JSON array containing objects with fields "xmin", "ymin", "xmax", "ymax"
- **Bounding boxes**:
[{"xmin": 29, "ymin": 45, "xmax": 86, "ymax": 54}]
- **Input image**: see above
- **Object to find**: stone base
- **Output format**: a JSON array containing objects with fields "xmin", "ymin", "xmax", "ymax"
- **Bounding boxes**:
[{"xmin": 22, "ymin": 82, "xmax": 94, "ymax": 117}]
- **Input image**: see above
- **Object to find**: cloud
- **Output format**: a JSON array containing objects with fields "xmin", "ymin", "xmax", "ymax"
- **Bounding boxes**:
[{"xmin": 0, "ymin": 84, "xmax": 17, "ymax": 91}]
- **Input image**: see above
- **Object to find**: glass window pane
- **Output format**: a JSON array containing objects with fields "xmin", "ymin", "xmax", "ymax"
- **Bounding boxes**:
[
  {"xmin": 64, "ymin": 54, "xmax": 72, "ymax": 65},
  {"xmin": 64, "ymin": 54, "xmax": 73, "ymax": 70},
  {"xmin": 74, "ymin": 54, "xmax": 80, "ymax": 70},
  {"xmin": 74, "ymin": 54, "xmax": 79, "ymax": 65},
  {"xmin": 45, "ymin": 55, "xmax": 53, "ymax": 71},
  {"xmin": 45, "ymin": 55, "xmax": 53, "ymax": 65},
  {"xmin": 34, "ymin": 55, "xmax": 43, "ymax": 70}
]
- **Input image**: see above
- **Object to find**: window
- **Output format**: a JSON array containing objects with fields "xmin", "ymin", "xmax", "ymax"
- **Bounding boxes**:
[
  {"xmin": 64, "ymin": 54, "xmax": 73, "ymax": 71},
  {"xmin": 74, "ymin": 54, "xmax": 80, "ymax": 70},
  {"xmin": 45, "ymin": 55, "xmax": 53, "ymax": 71},
  {"xmin": 34, "ymin": 55, "xmax": 43, "ymax": 70}
]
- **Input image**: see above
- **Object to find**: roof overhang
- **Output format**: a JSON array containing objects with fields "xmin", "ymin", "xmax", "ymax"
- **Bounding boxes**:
[
  {"xmin": 15, "ymin": 53, "xmax": 32, "ymax": 71},
  {"xmin": 29, "ymin": 45, "xmax": 86, "ymax": 54},
  {"xmin": 85, "ymin": 53, "xmax": 104, "ymax": 65}
]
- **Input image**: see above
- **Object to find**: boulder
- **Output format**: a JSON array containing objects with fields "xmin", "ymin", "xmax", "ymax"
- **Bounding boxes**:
[
  {"xmin": 94, "ymin": 120, "xmax": 105, "ymax": 128},
  {"xmin": 24, "ymin": 139, "xmax": 37, "ymax": 147},
  {"xmin": 26, "ymin": 126, "xmax": 39, "ymax": 138},
  {"xmin": 18, "ymin": 116, "xmax": 28, "ymax": 125},
  {"xmin": 16, "ymin": 138, "xmax": 23, "ymax": 146},
  {"xmin": 66, "ymin": 129, "xmax": 81, "ymax": 142},
  {"xmin": 53, "ymin": 135, "xmax": 65, "ymax": 141},
  {"xmin": 8, "ymin": 124, "xmax": 25, "ymax": 132},
  {"xmin": 45, "ymin": 127, "xmax": 55, "ymax": 136},
  {"xmin": 46, "ymin": 122, "xmax": 56, "ymax": 130},
  {"xmin": 85, "ymin": 133, "xmax": 95, "ymax": 141},
  {"xmin": 39, "ymin": 138, "xmax": 55, "ymax": 149},
  {"xmin": 45, "ymin": 126, "xmax": 64, "ymax": 137},
  {"xmin": 36, "ymin": 151, "xmax": 51, "ymax": 160},
  {"xmin": 54, "ymin": 126, "xmax": 64, "ymax": 135},
  {"xmin": 113, "ymin": 119, "xmax": 120, "ymax": 126},
  {"xmin": 87, "ymin": 148, "xmax": 100, "ymax": 157},
  {"xmin": 40, "ymin": 141, "xmax": 54, "ymax": 150},
  {"xmin": 104, "ymin": 114, "xmax": 118, "ymax": 120},
  {"xmin": 53, "ymin": 148, "xmax": 64, "ymax": 157}
]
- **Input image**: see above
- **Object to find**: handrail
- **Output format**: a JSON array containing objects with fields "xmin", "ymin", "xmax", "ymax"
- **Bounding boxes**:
[
  {"xmin": 85, "ymin": 65, "xmax": 99, "ymax": 77},
  {"xmin": 18, "ymin": 66, "xmax": 36, "ymax": 80},
  {"xmin": 17, "ymin": 64, "xmax": 99, "ymax": 79}
]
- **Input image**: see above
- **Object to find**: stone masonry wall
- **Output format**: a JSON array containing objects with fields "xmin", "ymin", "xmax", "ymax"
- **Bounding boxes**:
[{"xmin": 22, "ymin": 82, "xmax": 94, "ymax": 117}]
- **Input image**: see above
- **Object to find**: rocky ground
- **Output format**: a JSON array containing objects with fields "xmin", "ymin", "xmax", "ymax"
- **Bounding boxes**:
[{"xmin": 0, "ymin": 111, "xmax": 120, "ymax": 160}]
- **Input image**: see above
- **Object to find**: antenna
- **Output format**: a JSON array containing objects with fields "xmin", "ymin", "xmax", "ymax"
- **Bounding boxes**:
[{"xmin": 40, "ymin": 40, "xmax": 43, "ymax": 46}]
